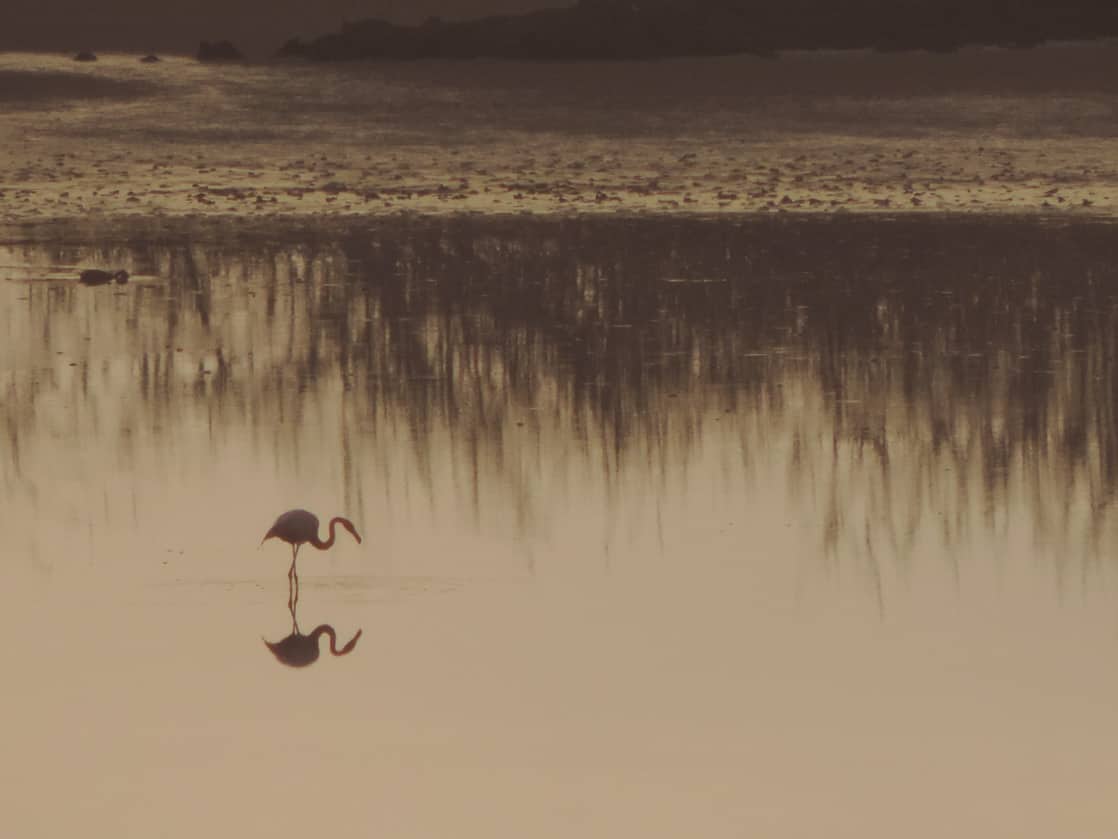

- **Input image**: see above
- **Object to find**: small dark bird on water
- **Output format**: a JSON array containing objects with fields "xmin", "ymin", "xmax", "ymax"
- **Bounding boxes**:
[{"xmin": 79, "ymin": 269, "xmax": 129, "ymax": 286}]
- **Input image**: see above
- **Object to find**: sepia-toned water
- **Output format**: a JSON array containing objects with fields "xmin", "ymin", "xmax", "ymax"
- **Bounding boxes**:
[
  {"xmin": 4, "ymin": 213, "xmax": 1118, "ymax": 836},
  {"xmin": 7, "ymin": 39, "xmax": 1118, "ymax": 835}
]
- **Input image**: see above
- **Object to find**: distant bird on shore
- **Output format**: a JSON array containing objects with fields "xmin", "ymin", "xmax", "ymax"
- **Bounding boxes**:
[
  {"xmin": 261, "ymin": 509, "xmax": 362, "ymax": 585},
  {"xmin": 79, "ymin": 269, "xmax": 129, "ymax": 286}
]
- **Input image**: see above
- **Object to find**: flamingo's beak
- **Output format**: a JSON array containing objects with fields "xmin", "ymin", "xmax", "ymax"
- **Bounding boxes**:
[{"xmin": 340, "ymin": 628, "xmax": 363, "ymax": 655}]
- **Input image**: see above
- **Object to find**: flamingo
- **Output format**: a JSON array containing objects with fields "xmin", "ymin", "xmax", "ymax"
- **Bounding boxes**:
[{"xmin": 261, "ymin": 509, "xmax": 362, "ymax": 604}]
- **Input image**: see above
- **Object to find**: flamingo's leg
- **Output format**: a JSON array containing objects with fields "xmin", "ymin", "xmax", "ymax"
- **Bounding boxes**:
[
  {"xmin": 292, "ymin": 574, "xmax": 300, "ymax": 618},
  {"xmin": 290, "ymin": 545, "xmax": 301, "ymax": 612},
  {"xmin": 287, "ymin": 573, "xmax": 298, "ymax": 629},
  {"xmin": 288, "ymin": 545, "xmax": 298, "ymax": 611}
]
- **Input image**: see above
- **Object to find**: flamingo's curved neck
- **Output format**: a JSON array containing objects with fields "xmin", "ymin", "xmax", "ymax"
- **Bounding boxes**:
[
  {"xmin": 310, "ymin": 624, "xmax": 340, "ymax": 653},
  {"xmin": 310, "ymin": 519, "xmax": 336, "ymax": 550},
  {"xmin": 310, "ymin": 517, "xmax": 357, "ymax": 550},
  {"xmin": 311, "ymin": 625, "xmax": 363, "ymax": 656}
]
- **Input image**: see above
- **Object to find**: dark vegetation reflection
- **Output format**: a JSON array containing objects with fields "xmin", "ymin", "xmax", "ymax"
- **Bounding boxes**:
[
  {"xmin": 265, "ymin": 575, "xmax": 362, "ymax": 668},
  {"xmin": 4, "ymin": 215, "xmax": 1118, "ymax": 581}
]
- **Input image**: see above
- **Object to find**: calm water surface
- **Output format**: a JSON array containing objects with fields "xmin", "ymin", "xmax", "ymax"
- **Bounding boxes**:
[{"xmin": 4, "ymin": 214, "xmax": 1118, "ymax": 836}]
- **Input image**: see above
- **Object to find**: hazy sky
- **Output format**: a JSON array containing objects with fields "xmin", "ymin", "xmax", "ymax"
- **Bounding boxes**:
[{"xmin": 2, "ymin": 0, "xmax": 570, "ymax": 56}]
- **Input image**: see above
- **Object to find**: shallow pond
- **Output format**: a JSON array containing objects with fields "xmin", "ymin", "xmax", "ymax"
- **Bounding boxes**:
[{"xmin": 3, "ymin": 214, "xmax": 1118, "ymax": 837}]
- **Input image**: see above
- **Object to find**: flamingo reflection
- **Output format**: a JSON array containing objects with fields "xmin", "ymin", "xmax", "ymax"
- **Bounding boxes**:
[{"xmin": 264, "ymin": 575, "xmax": 362, "ymax": 668}]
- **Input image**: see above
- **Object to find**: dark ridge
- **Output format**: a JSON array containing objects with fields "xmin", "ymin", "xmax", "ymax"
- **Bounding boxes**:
[
  {"xmin": 278, "ymin": 0, "xmax": 1118, "ymax": 61},
  {"xmin": 197, "ymin": 40, "xmax": 244, "ymax": 61}
]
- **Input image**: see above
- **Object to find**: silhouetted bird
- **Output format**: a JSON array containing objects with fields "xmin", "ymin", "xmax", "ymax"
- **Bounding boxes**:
[
  {"xmin": 79, "ymin": 269, "xmax": 129, "ymax": 286},
  {"xmin": 261, "ymin": 509, "xmax": 362, "ymax": 586},
  {"xmin": 140, "ymin": 55, "xmax": 161, "ymax": 63},
  {"xmin": 73, "ymin": 51, "xmax": 97, "ymax": 62}
]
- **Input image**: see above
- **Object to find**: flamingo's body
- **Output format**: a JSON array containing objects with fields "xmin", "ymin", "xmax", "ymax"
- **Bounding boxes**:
[{"xmin": 261, "ymin": 509, "xmax": 362, "ymax": 605}]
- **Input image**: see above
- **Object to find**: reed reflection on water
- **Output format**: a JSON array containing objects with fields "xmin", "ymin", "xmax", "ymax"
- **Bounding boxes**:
[{"xmin": 3, "ymin": 215, "xmax": 1118, "ymax": 597}]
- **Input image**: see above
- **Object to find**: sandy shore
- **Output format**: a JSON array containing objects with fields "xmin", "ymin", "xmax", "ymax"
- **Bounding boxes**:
[
  {"xmin": 3, "ymin": 47, "xmax": 1118, "ymax": 222},
  {"xmin": 2, "ymin": 131, "xmax": 1114, "ymax": 221}
]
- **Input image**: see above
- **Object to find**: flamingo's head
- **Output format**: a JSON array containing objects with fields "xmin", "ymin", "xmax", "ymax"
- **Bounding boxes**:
[
  {"xmin": 338, "ymin": 518, "xmax": 362, "ymax": 544},
  {"xmin": 338, "ymin": 628, "xmax": 363, "ymax": 655}
]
